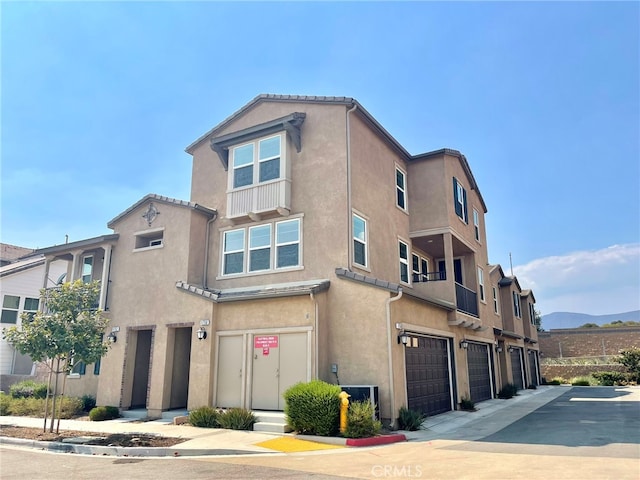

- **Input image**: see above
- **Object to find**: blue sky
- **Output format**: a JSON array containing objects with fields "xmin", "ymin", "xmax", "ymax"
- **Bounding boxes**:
[{"xmin": 2, "ymin": 2, "xmax": 638, "ymax": 318}]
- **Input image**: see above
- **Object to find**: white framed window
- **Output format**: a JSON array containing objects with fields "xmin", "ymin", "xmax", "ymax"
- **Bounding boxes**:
[
  {"xmin": 453, "ymin": 177, "xmax": 468, "ymax": 223},
  {"xmin": 492, "ymin": 287, "xmax": 499, "ymax": 314},
  {"xmin": 396, "ymin": 167, "xmax": 407, "ymax": 210},
  {"xmin": 477, "ymin": 266, "xmax": 485, "ymax": 302},
  {"xmin": 352, "ymin": 213, "xmax": 368, "ymax": 268},
  {"xmin": 529, "ymin": 302, "xmax": 536, "ymax": 326},
  {"xmin": 1, "ymin": 295, "xmax": 20, "ymax": 324},
  {"xmin": 412, "ymin": 254, "xmax": 420, "ymax": 281},
  {"xmin": 23, "ymin": 297, "xmax": 39, "ymax": 321},
  {"xmin": 249, "ymin": 224, "xmax": 272, "ymax": 272},
  {"xmin": 399, "ymin": 240, "xmax": 409, "ymax": 284},
  {"xmin": 276, "ymin": 219, "xmax": 300, "ymax": 268},
  {"xmin": 512, "ymin": 291, "xmax": 522, "ymax": 318},
  {"xmin": 82, "ymin": 255, "xmax": 93, "ymax": 283},
  {"xmin": 473, "ymin": 209, "xmax": 480, "ymax": 242},
  {"xmin": 421, "ymin": 258, "xmax": 429, "ymax": 280},
  {"xmin": 231, "ymin": 134, "xmax": 282, "ymax": 189},
  {"xmin": 222, "ymin": 218, "xmax": 301, "ymax": 276},
  {"xmin": 223, "ymin": 229, "xmax": 245, "ymax": 275}
]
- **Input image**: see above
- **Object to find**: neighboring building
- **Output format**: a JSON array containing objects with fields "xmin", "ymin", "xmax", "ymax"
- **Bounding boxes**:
[
  {"xmin": 33, "ymin": 95, "xmax": 539, "ymax": 425},
  {"xmin": 0, "ymin": 245, "xmax": 66, "ymax": 386}
]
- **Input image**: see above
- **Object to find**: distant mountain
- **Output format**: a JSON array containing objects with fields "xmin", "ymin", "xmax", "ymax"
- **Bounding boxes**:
[{"xmin": 542, "ymin": 310, "xmax": 640, "ymax": 330}]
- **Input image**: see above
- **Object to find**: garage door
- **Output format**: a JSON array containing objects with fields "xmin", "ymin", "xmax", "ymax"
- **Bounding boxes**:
[
  {"xmin": 405, "ymin": 336, "xmax": 452, "ymax": 416},
  {"xmin": 528, "ymin": 351, "xmax": 538, "ymax": 386},
  {"xmin": 510, "ymin": 348, "xmax": 524, "ymax": 390},
  {"xmin": 467, "ymin": 343, "xmax": 492, "ymax": 402}
]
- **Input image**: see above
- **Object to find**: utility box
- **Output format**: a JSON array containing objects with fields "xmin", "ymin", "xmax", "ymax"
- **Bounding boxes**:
[{"xmin": 339, "ymin": 385, "xmax": 379, "ymax": 420}]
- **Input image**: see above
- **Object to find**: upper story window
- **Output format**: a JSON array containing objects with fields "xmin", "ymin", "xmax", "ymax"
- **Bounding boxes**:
[
  {"xmin": 396, "ymin": 167, "xmax": 407, "ymax": 211},
  {"xmin": 1, "ymin": 295, "xmax": 20, "ymax": 324},
  {"xmin": 529, "ymin": 302, "xmax": 536, "ymax": 326},
  {"xmin": 492, "ymin": 286, "xmax": 499, "ymax": 314},
  {"xmin": 222, "ymin": 218, "xmax": 301, "ymax": 276},
  {"xmin": 353, "ymin": 213, "xmax": 368, "ymax": 268},
  {"xmin": 473, "ymin": 209, "xmax": 480, "ymax": 242},
  {"xmin": 453, "ymin": 177, "xmax": 468, "ymax": 223},
  {"xmin": 134, "ymin": 228, "xmax": 164, "ymax": 251},
  {"xmin": 82, "ymin": 255, "xmax": 94, "ymax": 283},
  {"xmin": 477, "ymin": 266, "xmax": 485, "ymax": 302},
  {"xmin": 411, "ymin": 254, "xmax": 430, "ymax": 282},
  {"xmin": 399, "ymin": 240, "xmax": 409, "ymax": 284},
  {"xmin": 232, "ymin": 135, "xmax": 282, "ymax": 189},
  {"xmin": 24, "ymin": 297, "xmax": 39, "ymax": 321},
  {"xmin": 512, "ymin": 291, "xmax": 522, "ymax": 318}
]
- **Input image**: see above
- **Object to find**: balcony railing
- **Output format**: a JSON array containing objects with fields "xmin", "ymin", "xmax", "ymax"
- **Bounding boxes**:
[
  {"xmin": 227, "ymin": 179, "xmax": 290, "ymax": 219},
  {"xmin": 455, "ymin": 282, "xmax": 478, "ymax": 317},
  {"xmin": 412, "ymin": 271, "xmax": 446, "ymax": 283}
]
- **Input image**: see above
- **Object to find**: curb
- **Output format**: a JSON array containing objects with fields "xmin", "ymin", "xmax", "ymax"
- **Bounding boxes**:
[
  {"xmin": 294, "ymin": 433, "xmax": 407, "ymax": 447},
  {"xmin": 0, "ymin": 437, "xmax": 266, "ymax": 457}
]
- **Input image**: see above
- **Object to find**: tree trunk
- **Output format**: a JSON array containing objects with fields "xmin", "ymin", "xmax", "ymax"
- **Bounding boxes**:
[
  {"xmin": 49, "ymin": 357, "xmax": 61, "ymax": 433},
  {"xmin": 56, "ymin": 357, "xmax": 71, "ymax": 434},
  {"xmin": 43, "ymin": 360, "xmax": 54, "ymax": 433}
]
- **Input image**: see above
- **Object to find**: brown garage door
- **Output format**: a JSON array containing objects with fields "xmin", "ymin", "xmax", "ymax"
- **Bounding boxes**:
[
  {"xmin": 405, "ymin": 336, "xmax": 452, "ymax": 416},
  {"xmin": 467, "ymin": 343, "xmax": 492, "ymax": 402},
  {"xmin": 510, "ymin": 348, "xmax": 524, "ymax": 390},
  {"xmin": 528, "ymin": 351, "xmax": 538, "ymax": 386}
]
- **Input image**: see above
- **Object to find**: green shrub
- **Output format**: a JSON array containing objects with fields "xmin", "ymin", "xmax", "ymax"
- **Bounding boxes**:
[
  {"xmin": 9, "ymin": 380, "xmax": 48, "ymax": 399},
  {"xmin": 592, "ymin": 371, "xmax": 630, "ymax": 386},
  {"xmin": 344, "ymin": 400, "xmax": 381, "ymax": 439},
  {"xmin": 498, "ymin": 383, "xmax": 519, "ymax": 399},
  {"xmin": 58, "ymin": 397, "xmax": 85, "ymax": 418},
  {"xmin": 459, "ymin": 396, "xmax": 476, "ymax": 411},
  {"xmin": 615, "ymin": 347, "xmax": 640, "ymax": 383},
  {"xmin": 189, "ymin": 406, "xmax": 221, "ymax": 428},
  {"xmin": 0, "ymin": 392, "xmax": 12, "ymax": 415},
  {"xmin": 81, "ymin": 394, "xmax": 96, "ymax": 412},
  {"xmin": 397, "ymin": 406, "xmax": 426, "ymax": 431},
  {"xmin": 283, "ymin": 380, "xmax": 341, "ymax": 436},
  {"xmin": 548, "ymin": 377, "xmax": 566, "ymax": 385},
  {"xmin": 89, "ymin": 405, "xmax": 120, "ymax": 421},
  {"xmin": 218, "ymin": 408, "xmax": 256, "ymax": 430},
  {"xmin": 7, "ymin": 397, "xmax": 45, "ymax": 416},
  {"xmin": 570, "ymin": 376, "xmax": 594, "ymax": 386}
]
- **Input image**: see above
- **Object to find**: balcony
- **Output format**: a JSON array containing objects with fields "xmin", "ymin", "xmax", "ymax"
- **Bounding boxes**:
[
  {"xmin": 455, "ymin": 282, "xmax": 478, "ymax": 317},
  {"xmin": 227, "ymin": 179, "xmax": 291, "ymax": 220}
]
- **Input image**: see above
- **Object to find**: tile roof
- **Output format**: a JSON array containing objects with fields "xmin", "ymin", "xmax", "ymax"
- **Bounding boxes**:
[
  {"xmin": 175, "ymin": 279, "xmax": 330, "ymax": 303},
  {"xmin": 107, "ymin": 193, "xmax": 217, "ymax": 228}
]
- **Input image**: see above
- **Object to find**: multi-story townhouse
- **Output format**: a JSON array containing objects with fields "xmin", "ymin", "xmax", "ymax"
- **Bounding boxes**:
[{"xmin": 31, "ymin": 95, "xmax": 539, "ymax": 426}]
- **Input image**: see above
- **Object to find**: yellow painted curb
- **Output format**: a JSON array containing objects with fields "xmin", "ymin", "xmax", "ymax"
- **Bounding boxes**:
[{"xmin": 255, "ymin": 436, "xmax": 345, "ymax": 452}]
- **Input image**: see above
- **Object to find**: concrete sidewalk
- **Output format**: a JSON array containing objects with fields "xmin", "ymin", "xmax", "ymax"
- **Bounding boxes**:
[{"xmin": 0, "ymin": 385, "xmax": 566, "ymax": 457}]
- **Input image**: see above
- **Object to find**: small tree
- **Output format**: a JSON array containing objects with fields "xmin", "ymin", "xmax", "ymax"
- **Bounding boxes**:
[
  {"xmin": 3, "ymin": 280, "xmax": 110, "ymax": 432},
  {"xmin": 615, "ymin": 347, "xmax": 640, "ymax": 383},
  {"xmin": 534, "ymin": 309, "xmax": 543, "ymax": 332}
]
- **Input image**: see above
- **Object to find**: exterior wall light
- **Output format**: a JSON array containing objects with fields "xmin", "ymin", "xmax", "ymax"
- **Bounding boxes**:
[
  {"xmin": 398, "ymin": 331, "xmax": 409, "ymax": 346},
  {"xmin": 197, "ymin": 327, "xmax": 207, "ymax": 340},
  {"xmin": 459, "ymin": 339, "xmax": 469, "ymax": 350},
  {"xmin": 107, "ymin": 332, "xmax": 117, "ymax": 343},
  {"xmin": 495, "ymin": 345, "xmax": 503, "ymax": 353},
  {"xmin": 508, "ymin": 346, "xmax": 515, "ymax": 353}
]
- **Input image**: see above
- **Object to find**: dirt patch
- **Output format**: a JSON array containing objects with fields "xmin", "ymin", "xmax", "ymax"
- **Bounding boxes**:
[{"xmin": 0, "ymin": 425, "xmax": 183, "ymax": 447}]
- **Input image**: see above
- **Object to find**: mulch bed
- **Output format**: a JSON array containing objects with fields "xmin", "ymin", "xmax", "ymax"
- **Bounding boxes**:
[{"xmin": 0, "ymin": 425, "xmax": 183, "ymax": 447}]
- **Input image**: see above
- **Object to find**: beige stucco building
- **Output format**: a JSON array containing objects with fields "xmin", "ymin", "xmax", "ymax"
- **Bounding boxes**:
[{"xmin": 33, "ymin": 95, "xmax": 539, "ymax": 426}]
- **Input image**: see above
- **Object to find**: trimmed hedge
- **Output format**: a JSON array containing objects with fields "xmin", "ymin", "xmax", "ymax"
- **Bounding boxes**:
[
  {"xmin": 284, "ymin": 380, "xmax": 341, "ymax": 436},
  {"xmin": 9, "ymin": 380, "xmax": 48, "ymax": 399},
  {"xmin": 89, "ymin": 406, "xmax": 120, "ymax": 421}
]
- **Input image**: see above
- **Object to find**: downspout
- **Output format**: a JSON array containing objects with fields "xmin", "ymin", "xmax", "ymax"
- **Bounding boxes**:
[
  {"xmin": 346, "ymin": 103, "xmax": 358, "ymax": 270},
  {"xmin": 386, "ymin": 288, "xmax": 403, "ymax": 429},
  {"xmin": 203, "ymin": 212, "xmax": 218, "ymax": 289},
  {"xmin": 311, "ymin": 291, "xmax": 319, "ymax": 379}
]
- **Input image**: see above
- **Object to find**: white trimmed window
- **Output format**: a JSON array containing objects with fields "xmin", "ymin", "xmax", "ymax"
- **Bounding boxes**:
[
  {"xmin": 492, "ymin": 287, "xmax": 499, "ymax": 314},
  {"xmin": 222, "ymin": 218, "xmax": 301, "ymax": 276},
  {"xmin": 231, "ymin": 134, "xmax": 282, "ymax": 189},
  {"xmin": 399, "ymin": 240, "xmax": 409, "ymax": 284},
  {"xmin": 23, "ymin": 297, "xmax": 39, "ymax": 321},
  {"xmin": 412, "ymin": 254, "xmax": 420, "ymax": 281},
  {"xmin": 477, "ymin": 266, "xmax": 485, "ymax": 302},
  {"xmin": 396, "ymin": 167, "xmax": 407, "ymax": 210},
  {"xmin": 473, "ymin": 209, "xmax": 480, "ymax": 242},
  {"xmin": 352, "ymin": 213, "xmax": 367, "ymax": 268},
  {"xmin": 82, "ymin": 255, "xmax": 93, "ymax": 283},
  {"xmin": 453, "ymin": 177, "xmax": 468, "ymax": 223},
  {"xmin": 513, "ymin": 291, "xmax": 522, "ymax": 318},
  {"xmin": 1, "ymin": 295, "xmax": 20, "ymax": 324}
]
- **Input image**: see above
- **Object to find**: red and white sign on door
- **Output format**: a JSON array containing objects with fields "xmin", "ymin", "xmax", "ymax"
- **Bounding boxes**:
[{"xmin": 255, "ymin": 335, "xmax": 278, "ymax": 356}]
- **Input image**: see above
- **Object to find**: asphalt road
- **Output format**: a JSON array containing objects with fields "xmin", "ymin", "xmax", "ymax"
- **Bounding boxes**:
[{"xmin": 2, "ymin": 386, "xmax": 639, "ymax": 480}]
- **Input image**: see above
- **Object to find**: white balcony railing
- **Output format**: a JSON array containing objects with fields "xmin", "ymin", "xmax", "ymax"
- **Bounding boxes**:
[{"xmin": 227, "ymin": 179, "xmax": 291, "ymax": 219}]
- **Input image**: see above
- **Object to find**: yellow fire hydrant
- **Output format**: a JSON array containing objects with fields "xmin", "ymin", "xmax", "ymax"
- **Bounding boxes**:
[{"xmin": 339, "ymin": 391, "xmax": 350, "ymax": 433}]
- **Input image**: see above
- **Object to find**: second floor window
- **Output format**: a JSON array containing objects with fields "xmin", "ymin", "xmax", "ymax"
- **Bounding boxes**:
[
  {"xmin": 399, "ymin": 240, "xmax": 409, "ymax": 284},
  {"xmin": 232, "ymin": 135, "xmax": 281, "ymax": 189},
  {"xmin": 353, "ymin": 213, "xmax": 368, "ymax": 268},
  {"xmin": 492, "ymin": 287, "xmax": 499, "ymax": 314},
  {"xmin": 513, "ymin": 291, "xmax": 522, "ymax": 318},
  {"xmin": 222, "ymin": 218, "xmax": 301, "ymax": 276},
  {"xmin": 1, "ymin": 295, "xmax": 20, "ymax": 324},
  {"xmin": 477, "ymin": 267, "xmax": 485, "ymax": 302},
  {"xmin": 473, "ymin": 209, "xmax": 480, "ymax": 241},
  {"xmin": 82, "ymin": 256, "xmax": 94, "ymax": 283}
]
